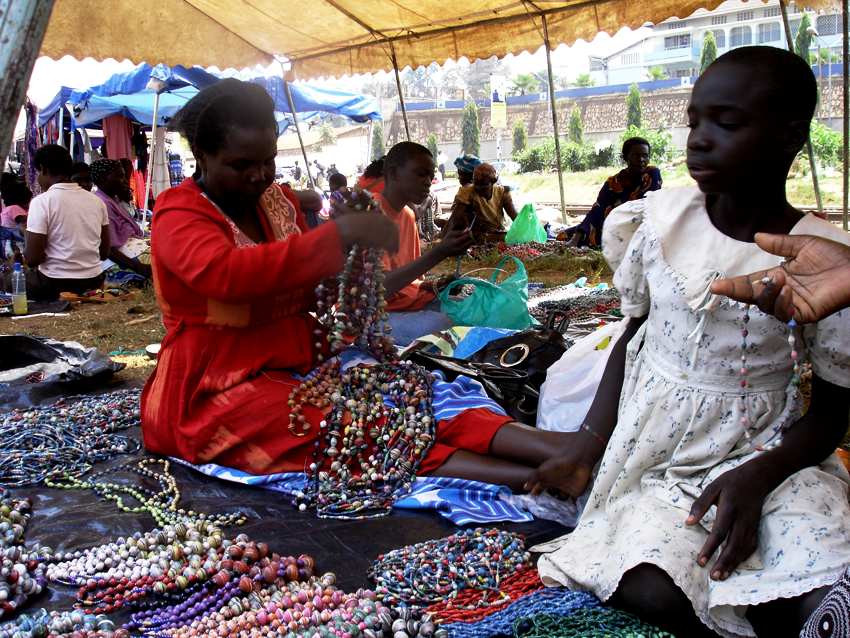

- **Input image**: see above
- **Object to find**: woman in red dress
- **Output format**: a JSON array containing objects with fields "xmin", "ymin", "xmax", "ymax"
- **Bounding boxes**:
[{"xmin": 141, "ymin": 79, "xmax": 578, "ymax": 492}]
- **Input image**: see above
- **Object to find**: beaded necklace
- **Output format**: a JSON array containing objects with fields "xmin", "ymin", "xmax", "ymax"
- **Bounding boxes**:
[
  {"xmin": 0, "ymin": 490, "xmax": 50, "ymax": 621},
  {"xmin": 0, "ymin": 390, "xmax": 141, "ymax": 486},
  {"xmin": 740, "ymin": 292, "xmax": 800, "ymax": 452},
  {"xmin": 44, "ymin": 459, "xmax": 246, "ymax": 528},
  {"xmin": 368, "ymin": 528, "xmax": 532, "ymax": 606},
  {"xmin": 315, "ymin": 186, "xmax": 397, "ymax": 362},
  {"xmin": 292, "ymin": 361, "xmax": 436, "ymax": 519},
  {"xmin": 513, "ymin": 608, "xmax": 674, "ymax": 638}
]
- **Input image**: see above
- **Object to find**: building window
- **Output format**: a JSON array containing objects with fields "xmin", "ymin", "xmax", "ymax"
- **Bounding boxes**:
[
  {"xmin": 737, "ymin": 11, "xmax": 754, "ymax": 21},
  {"xmin": 589, "ymin": 58, "xmax": 604, "ymax": 71},
  {"xmin": 674, "ymin": 69, "xmax": 696, "ymax": 78},
  {"xmin": 711, "ymin": 29, "xmax": 726, "ymax": 47},
  {"xmin": 621, "ymin": 52, "xmax": 640, "ymax": 65},
  {"xmin": 790, "ymin": 18, "xmax": 801, "ymax": 36},
  {"xmin": 667, "ymin": 20, "xmax": 686, "ymax": 30},
  {"xmin": 664, "ymin": 35, "xmax": 691, "ymax": 50},
  {"xmin": 758, "ymin": 22, "xmax": 781, "ymax": 43},
  {"xmin": 764, "ymin": 6, "xmax": 781, "ymax": 18},
  {"xmin": 818, "ymin": 14, "xmax": 840, "ymax": 36},
  {"xmin": 730, "ymin": 26, "xmax": 752, "ymax": 47},
  {"xmin": 790, "ymin": 2, "xmax": 801, "ymax": 13},
  {"xmin": 711, "ymin": 15, "xmax": 727, "ymax": 25}
]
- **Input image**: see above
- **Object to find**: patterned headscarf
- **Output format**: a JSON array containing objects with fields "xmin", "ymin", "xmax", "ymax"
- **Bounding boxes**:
[
  {"xmin": 454, "ymin": 154, "xmax": 482, "ymax": 174},
  {"xmin": 89, "ymin": 159, "xmax": 122, "ymax": 187}
]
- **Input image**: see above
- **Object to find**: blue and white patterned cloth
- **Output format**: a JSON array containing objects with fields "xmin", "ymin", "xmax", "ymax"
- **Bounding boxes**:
[{"xmin": 170, "ymin": 346, "xmax": 530, "ymax": 525}]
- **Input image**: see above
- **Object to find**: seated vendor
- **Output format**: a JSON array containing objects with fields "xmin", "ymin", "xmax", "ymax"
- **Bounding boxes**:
[
  {"xmin": 9, "ymin": 144, "xmax": 109, "ymax": 300},
  {"xmin": 443, "ymin": 162, "xmax": 518, "ymax": 244},
  {"xmin": 142, "ymin": 79, "xmax": 582, "ymax": 493},
  {"xmin": 1, "ymin": 183, "xmax": 32, "ymax": 230},
  {"xmin": 90, "ymin": 159, "xmax": 152, "ymax": 279},
  {"xmin": 454, "ymin": 154, "xmax": 481, "ymax": 187},
  {"xmin": 356, "ymin": 157, "xmax": 385, "ymax": 194},
  {"xmin": 332, "ymin": 141, "xmax": 474, "ymax": 348},
  {"xmin": 70, "ymin": 162, "xmax": 93, "ymax": 192},
  {"xmin": 565, "ymin": 137, "xmax": 662, "ymax": 248}
]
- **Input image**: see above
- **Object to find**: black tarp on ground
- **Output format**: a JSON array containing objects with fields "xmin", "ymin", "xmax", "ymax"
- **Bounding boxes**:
[{"xmin": 6, "ymin": 382, "xmax": 569, "ymax": 624}]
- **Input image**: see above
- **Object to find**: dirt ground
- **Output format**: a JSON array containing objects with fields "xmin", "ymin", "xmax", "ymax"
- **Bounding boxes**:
[{"xmin": 7, "ymin": 287, "xmax": 166, "ymax": 383}]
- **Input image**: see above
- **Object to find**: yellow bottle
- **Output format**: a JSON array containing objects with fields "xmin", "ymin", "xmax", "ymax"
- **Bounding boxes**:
[
  {"xmin": 12, "ymin": 294, "xmax": 26, "ymax": 315},
  {"xmin": 11, "ymin": 263, "xmax": 26, "ymax": 315}
]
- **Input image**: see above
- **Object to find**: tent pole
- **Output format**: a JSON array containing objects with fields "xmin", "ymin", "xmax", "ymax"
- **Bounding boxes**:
[
  {"xmin": 541, "ymin": 14, "xmax": 567, "ymax": 224},
  {"xmin": 389, "ymin": 41, "xmax": 411, "ymax": 141},
  {"xmin": 58, "ymin": 108, "xmax": 64, "ymax": 148},
  {"xmin": 283, "ymin": 79, "xmax": 316, "ymax": 190},
  {"xmin": 841, "ymin": 0, "xmax": 850, "ymax": 230},
  {"xmin": 143, "ymin": 92, "xmax": 160, "ymax": 227},
  {"xmin": 780, "ymin": 0, "xmax": 824, "ymax": 217},
  {"xmin": 0, "ymin": 0, "xmax": 55, "ymax": 165}
]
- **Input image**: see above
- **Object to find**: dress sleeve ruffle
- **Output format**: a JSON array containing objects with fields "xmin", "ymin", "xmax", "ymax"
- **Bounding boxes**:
[
  {"xmin": 804, "ymin": 310, "xmax": 850, "ymax": 388},
  {"xmin": 602, "ymin": 197, "xmax": 650, "ymax": 317}
]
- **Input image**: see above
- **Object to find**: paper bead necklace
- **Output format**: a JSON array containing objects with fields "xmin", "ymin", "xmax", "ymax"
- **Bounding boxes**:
[
  {"xmin": 293, "ymin": 361, "xmax": 436, "ymax": 519},
  {"xmin": 0, "ymin": 490, "xmax": 50, "ymax": 621},
  {"xmin": 740, "ymin": 287, "xmax": 800, "ymax": 452}
]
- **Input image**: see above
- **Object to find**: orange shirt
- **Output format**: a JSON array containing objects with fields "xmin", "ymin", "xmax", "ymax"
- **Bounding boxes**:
[{"xmin": 373, "ymin": 193, "xmax": 435, "ymax": 312}]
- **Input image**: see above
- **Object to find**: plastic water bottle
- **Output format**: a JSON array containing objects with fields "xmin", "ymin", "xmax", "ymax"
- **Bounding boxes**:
[{"xmin": 12, "ymin": 263, "xmax": 26, "ymax": 315}]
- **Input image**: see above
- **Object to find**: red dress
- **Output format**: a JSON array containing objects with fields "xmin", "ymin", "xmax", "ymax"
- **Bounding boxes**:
[{"xmin": 141, "ymin": 179, "xmax": 509, "ymax": 475}]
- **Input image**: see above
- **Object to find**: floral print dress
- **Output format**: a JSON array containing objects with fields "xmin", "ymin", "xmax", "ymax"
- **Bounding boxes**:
[{"xmin": 534, "ymin": 186, "xmax": 850, "ymax": 638}]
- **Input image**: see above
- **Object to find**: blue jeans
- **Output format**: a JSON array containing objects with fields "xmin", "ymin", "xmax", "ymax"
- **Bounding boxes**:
[{"xmin": 386, "ymin": 298, "xmax": 455, "ymax": 347}]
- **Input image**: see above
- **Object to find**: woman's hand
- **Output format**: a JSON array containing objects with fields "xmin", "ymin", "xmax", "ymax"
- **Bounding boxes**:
[
  {"xmin": 524, "ymin": 434, "xmax": 604, "ymax": 499},
  {"xmin": 421, "ymin": 274, "xmax": 457, "ymax": 295},
  {"xmin": 329, "ymin": 187, "xmax": 373, "ymax": 220},
  {"xmin": 686, "ymin": 465, "xmax": 769, "ymax": 581},
  {"xmin": 709, "ymin": 233, "xmax": 850, "ymax": 323},
  {"xmin": 334, "ymin": 213, "xmax": 400, "ymax": 254}
]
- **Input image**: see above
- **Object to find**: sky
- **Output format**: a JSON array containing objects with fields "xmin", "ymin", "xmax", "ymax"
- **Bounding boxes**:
[{"xmin": 25, "ymin": 25, "xmax": 650, "ymax": 107}]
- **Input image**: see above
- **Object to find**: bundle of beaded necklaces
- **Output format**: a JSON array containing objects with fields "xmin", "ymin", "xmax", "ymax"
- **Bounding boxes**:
[
  {"xmin": 740, "ymin": 283, "xmax": 801, "ymax": 452},
  {"xmin": 314, "ymin": 186, "xmax": 397, "ymax": 362},
  {"xmin": 292, "ymin": 360, "xmax": 436, "ymax": 519}
]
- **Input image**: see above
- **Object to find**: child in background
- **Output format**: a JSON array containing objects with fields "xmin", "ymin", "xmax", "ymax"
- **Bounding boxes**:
[
  {"xmin": 1, "ymin": 183, "xmax": 31, "ymax": 230},
  {"xmin": 531, "ymin": 46, "xmax": 850, "ymax": 637}
]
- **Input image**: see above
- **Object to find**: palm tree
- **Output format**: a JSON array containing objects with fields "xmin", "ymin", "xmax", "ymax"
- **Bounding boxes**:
[
  {"xmin": 509, "ymin": 73, "xmax": 538, "ymax": 96},
  {"xmin": 812, "ymin": 48, "xmax": 840, "ymax": 65},
  {"xmin": 571, "ymin": 73, "xmax": 596, "ymax": 88},
  {"xmin": 643, "ymin": 66, "xmax": 669, "ymax": 81}
]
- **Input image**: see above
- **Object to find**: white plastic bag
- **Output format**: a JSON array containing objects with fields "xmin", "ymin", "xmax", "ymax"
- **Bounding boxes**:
[
  {"xmin": 536, "ymin": 320, "xmax": 629, "ymax": 432},
  {"xmin": 501, "ymin": 486, "xmax": 592, "ymax": 527}
]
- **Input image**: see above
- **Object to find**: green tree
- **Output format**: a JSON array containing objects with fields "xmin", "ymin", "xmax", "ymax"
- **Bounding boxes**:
[
  {"xmin": 371, "ymin": 122, "xmax": 385, "ymax": 161},
  {"xmin": 568, "ymin": 103, "xmax": 583, "ymax": 145},
  {"xmin": 512, "ymin": 118, "xmax": 528, "ymax": 156},
  {"xmin": 318, "ymin": 122, "xmax": 338, "ymax": 147},
  {"xmin": 571, "ymin": 73, "xmax": 596, "ymax": 88},
  {"xmin": 700, "ymin": 30, "xmax": 718, "ymax": 74},
  {"xmin": 643, "ymin": 66, "xmax": 669, "ymax": 81},
  {"xmin": 460, "ymin": 100, "xmax": 481, "ymax": 157},
  {"xmin": 626, "ymin": 82, "xmax": 642, "ymax": 130},
  {"xmin": 426, "ymin": 133, "xmax": 439, "ymax": 159},
  {"xmin": 812, "ymin": 47, "xmax": 840, "ymax": 65},
  {"xmin": 795, "ymin": 12, "xmax": 813, "ymax": 62},
  {"xmin": 509, "ymin": 73, "xmax": 538, "ymax": 96}
]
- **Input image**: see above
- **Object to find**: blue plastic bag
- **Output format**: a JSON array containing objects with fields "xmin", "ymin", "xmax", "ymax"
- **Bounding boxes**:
[{"xmin": 439, "ymin": 257, "xmax": 535, "ymax": 330}]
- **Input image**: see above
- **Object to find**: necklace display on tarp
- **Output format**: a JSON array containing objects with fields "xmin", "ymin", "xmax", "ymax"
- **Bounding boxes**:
[
  {"xmin": 44, "ymin": 459, "xmax": 247, "ymax": 528},
  {"xmin": 292, "ymin": 360, "xmax": 436, "ymax": 519},
  {"xmin": 368, "ymin": 528, "xmax": 532, "ymax": 606},
  {"xmin": 740, "ymin": 289, "xmax": 801, "ymax": 452},
  {"xmin": 315, "ymin": 186, "xmax": 397, "ymax": 362},
  {"xmin": 0, "ymin": 390, "xmax": 141, "ymax": 487}
]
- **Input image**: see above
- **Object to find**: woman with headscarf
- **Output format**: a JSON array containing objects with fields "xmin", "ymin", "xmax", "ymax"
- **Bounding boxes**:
[{"xmin": 443, "ymin": 162, "xmax": 518, "ymax": 244}]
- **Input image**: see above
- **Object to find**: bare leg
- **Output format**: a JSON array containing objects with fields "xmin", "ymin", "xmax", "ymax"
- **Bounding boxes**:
[
  {"xmin": 747, "ymin": 586, "xmax": 830, "ymax": 637},
  {"xmin": 422, "ymin": 450, "xmax": 535, "ymax": 493},
  {"xmin": 609, "ymin": 564, "xmax": 721, "ymax": 638},
  {"xmin": 487, "ymin": 422, "xmax": 577, "ymax": 467}
]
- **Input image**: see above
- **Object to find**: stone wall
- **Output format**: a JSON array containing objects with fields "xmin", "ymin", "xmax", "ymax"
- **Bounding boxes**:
[{"xmin": 385, "ymin": 79, "xmax": 846, "ymax": 147}]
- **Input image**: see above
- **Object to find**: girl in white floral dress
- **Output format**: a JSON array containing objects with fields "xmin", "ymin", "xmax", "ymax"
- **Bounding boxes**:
[{"xmin": 529, "ymin": 47, "xmax": 850, "ymax": 638}]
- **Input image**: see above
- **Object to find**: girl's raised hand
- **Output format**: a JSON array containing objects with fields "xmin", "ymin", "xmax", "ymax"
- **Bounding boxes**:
[{"xmin": 709, "ymin": 233, "xmax": 850, "ymax": 323}]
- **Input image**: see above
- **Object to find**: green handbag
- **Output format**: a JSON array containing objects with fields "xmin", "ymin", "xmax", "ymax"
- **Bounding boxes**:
[{"xmin": 439, "ymin": 256, "xmax": 535, "ymax": 330}]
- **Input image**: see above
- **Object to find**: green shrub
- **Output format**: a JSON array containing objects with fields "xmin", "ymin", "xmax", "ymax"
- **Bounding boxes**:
[
  {"xmin": 515, "ymin": 136, "xmax": 619, "ymax": 173},
  {"xmin": 618, "ymin": 124, "xmax": 676, "ymax": 164},
  {"xmin": 806, "ymin": 122, "xmax": 843, "ymax": 169}
]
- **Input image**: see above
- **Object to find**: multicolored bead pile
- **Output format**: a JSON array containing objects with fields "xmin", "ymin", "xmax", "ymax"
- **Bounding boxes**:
[
  {"xmin": 0, "ymin": 489, "xmax": 50, "ymax": 621},
  {"xmin": 316, "ymin": 186, "xmax": 396, "ymax": 362},
  {"xmin": 368, "ymin": 528, "xmax": 531, "ymax": 606},
  {"xmin": 293, "ymin": 361, "xmax": 437, "ymax": 519},
  {"xmin": 44, "ymin": 459, "xmax": 246, "ymax": 528},
  {"xmin": 0, "ymin": 390, "xmax": 141, "ymax": 486},
  {"xmin": 512, "ymin": 608, "xmax": 674, "ymax": 638}
]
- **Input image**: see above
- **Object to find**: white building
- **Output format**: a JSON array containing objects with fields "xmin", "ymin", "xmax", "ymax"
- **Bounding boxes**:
[{"xmin": 589, "ymin": 0, "xmax": 843, "ymax": 86}]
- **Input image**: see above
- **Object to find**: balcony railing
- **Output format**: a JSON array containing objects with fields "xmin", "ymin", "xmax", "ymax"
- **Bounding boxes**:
[{"xmin": 644, "ymin": 47, "xmax": 701, "ymax": 62}]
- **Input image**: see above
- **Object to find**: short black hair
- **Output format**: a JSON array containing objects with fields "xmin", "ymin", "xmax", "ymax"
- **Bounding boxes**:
[
  {"xmin": 33, "ymin": 144, "xmax": 73, "ymax": 177},
  {"xmin": 0, "ymin": 172, "xmax": 19, "ymax": 190},
  {"xmin": 170, "ymin": 78, "xmax": 277, "ymax": 154},
  {"xmin": 328, "ymin": 172, "xmax": 347, "ymax": 190},
  {"xmin": 363, "ymin": 157, "xmax": 384, "ymax": 180},
  {"xmin": 622, "ymin": 137, "xmax": 651, "ymax": 160},
  {"xmin": 703, "ymin": 46, "xmax": 817, "ymax": 121},
  {"xmin": 71, "ymin": 162, "xmax": 90, "ymax": 176},
  {"xmin": 383, "ymin": 142, "xmax": 433, "ymax": 181},
  {"xmin": 2, "ymin": 183, "xmax": 31, "ymax": 207}
]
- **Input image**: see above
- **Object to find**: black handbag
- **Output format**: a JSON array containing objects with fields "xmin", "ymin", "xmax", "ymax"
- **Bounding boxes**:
[
  {"xmin": 405, "ymin": 351, "xmax": 541, "ymax": 426},
  {"xmin": 468, "ymin": 310, "xmax": 573, "ymax": 391}
]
